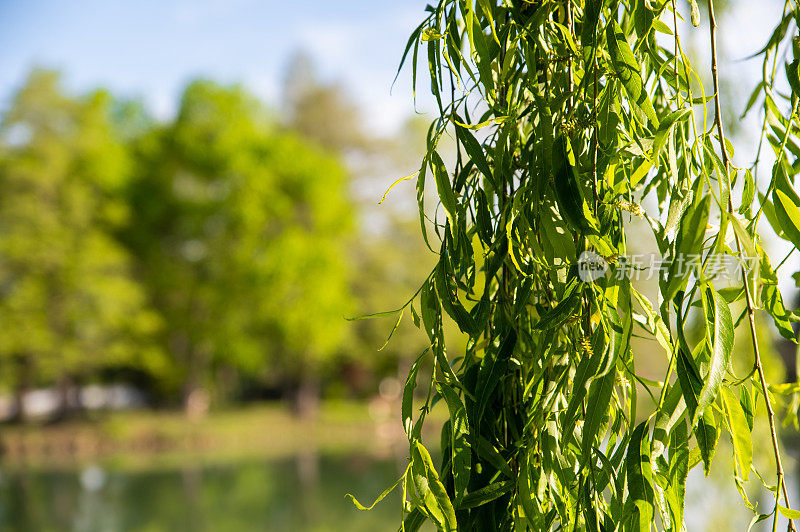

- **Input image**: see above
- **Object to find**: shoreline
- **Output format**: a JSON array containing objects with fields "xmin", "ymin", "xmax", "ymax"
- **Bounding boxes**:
[{"xmin": 0, "ymin": 400, "xmax": 443, "ymax": 471}]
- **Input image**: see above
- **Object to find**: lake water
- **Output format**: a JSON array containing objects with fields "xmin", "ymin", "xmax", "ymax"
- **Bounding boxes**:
[
  {"xmin": 0, "ymin": 453, "xmax": 413, "ymax": 531},
  {"xmin": 0, "ymin": 449, "xmax": 795, "ymax": 531}
]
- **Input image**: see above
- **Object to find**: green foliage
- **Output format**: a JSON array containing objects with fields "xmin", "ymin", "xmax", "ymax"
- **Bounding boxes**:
[
  {"xmin": 0, "ymin": 70, "xmax": 367, "ymax": 410},
  {"xmin": 0, "ymin": 70, "xmax": 163, "ymax": 387},
  {"xmin": 125, "ymin": 80, "xmax": 354, "ymax": 399},
  {"xmin": 357, "ymin": 1, "xmax": 800, "ymax": 530}
]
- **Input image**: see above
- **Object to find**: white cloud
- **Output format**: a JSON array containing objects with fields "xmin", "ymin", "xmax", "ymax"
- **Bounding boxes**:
[{"xmin": 296, "ymin": 21, "xmax": 358, "ymax": 68}]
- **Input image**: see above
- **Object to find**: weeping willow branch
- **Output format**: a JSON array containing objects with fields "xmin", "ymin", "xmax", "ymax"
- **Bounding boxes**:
[
  {"xmin": 706, "ymin": 1, "xmax": 796, "ymax": 529},
  {"xmin": 354, "ymin": 3, "xmax": 800, "ymax": 530}
]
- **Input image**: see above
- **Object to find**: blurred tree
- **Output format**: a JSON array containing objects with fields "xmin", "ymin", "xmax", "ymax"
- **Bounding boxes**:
[
  {"xmin": 0, "ymin": 59, "xmax": 454, "ymax": 418},
  {"xmin": 125, "ymin": 80, "xmax": 354, "ymax": 415},
  {"xmin": 0, "ymin": 69, "xmax": 162, "ymax": 420},
  {"xmin": 281, "ymin": 51, "xmax": 369, "ymax": 154},
  {"xmin": 281, "ymin": 55, "xmax": 442, "ymax": 396}
]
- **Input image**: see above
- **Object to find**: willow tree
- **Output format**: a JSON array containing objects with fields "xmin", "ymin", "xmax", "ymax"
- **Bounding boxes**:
[{"xmin": 351, "ymin": 0, "xmax": 800, "ymax": 530}]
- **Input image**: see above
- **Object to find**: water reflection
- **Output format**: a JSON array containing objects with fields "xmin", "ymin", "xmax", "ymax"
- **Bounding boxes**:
[
  {"xmin": 0, "ymin": 448, "xmax": 796, "ymax": 531},
  {"xmin": 0, "ymin": 454, "xmax": 411, "ymax": 531}
]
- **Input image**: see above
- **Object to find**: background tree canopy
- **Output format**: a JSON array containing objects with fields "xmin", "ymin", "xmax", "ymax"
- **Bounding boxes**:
[
  {"xmin": 0, "ymin": 70, "xmax": 161, "ymax": 417},
  {"xmin": 125, "ymin": 79, "xmax": 354, "ymax": 409},
  {"xmin": 0, "ymin": 65, "xmax": 434, "ymax": 417}
]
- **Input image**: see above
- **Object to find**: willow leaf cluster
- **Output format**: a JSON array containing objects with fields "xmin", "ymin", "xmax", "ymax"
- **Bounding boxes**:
[{"xmin": 355, "ymin": 1, "xmax": 800, "ymax": 530}]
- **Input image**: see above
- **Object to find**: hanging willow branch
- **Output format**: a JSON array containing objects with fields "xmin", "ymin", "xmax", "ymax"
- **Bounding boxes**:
[
  {"xmin": 351, "ymin": 1, "xmax": 800, "ymax": 530},
  {"xmin": 707, "ymin": 1, "xmax": 796, "ymax": 531}
]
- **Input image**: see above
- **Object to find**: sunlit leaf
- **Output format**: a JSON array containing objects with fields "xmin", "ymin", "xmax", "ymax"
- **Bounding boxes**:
[{"xmin": 606, "ymin": 20, "xmax": 660, "ymax": 127}]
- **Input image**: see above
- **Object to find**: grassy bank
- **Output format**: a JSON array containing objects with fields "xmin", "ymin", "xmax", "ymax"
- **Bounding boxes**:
[{"xmin": 0, "ymin": 400, "xmax": 444, "ymax": 471}]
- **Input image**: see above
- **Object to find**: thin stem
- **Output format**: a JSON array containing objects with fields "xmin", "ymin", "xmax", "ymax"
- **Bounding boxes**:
[
  {"xmin": 672, "ymin": 0, "xmax": 680, "ymax": 106},
  {"xmin": 706, "ymin": 0, "xmax": 730, "ymax": 190},
  {"xmin": 775, "ymin": 247, "xmax": 797, "ymax": 272},
  {"xmin": 706, "ymin": 2, "xmax": 796, "ymax": 530},
  {"xmin": 752, "ymin": 0, "xmax": 792, "ymax": 183},
  {"xmin": 591, "ymin": 6, "xmax": 599, "ymax": 210},
  {"xmin": 566, "ymin": 0, "xmax": 573, "ymax": 110},
  {"xmin": 752, "ymin": 100, "xmax": 799, "ymax": 229}
]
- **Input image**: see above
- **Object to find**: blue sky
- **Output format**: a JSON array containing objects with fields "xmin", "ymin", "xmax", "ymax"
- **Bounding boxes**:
[
  {"xmin": 0, "ymin": 0, "xmax": 782, "ymax": 136},
  {"xmin": 0, "ymin": 0, "xmax": 435, "ymax": 134},
  {"xmin": 0, "ymin": 1, "xmax": 796, "ymax": 288}
]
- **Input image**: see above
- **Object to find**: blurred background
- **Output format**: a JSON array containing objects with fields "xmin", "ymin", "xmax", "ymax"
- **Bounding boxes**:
[{"xmin": 0, "ymin": 0, "xmax": 797, "ymax": 530}]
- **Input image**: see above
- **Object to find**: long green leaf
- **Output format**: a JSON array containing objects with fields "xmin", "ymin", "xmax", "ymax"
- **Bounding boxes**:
[
  {"xmin": 581, "ymin": 371, "xmax": 616, "ymax": 465},
  {"xmin": 430, "ymin": 150, "xmax": 458, "ymax": 227},
  {"xmin": 458, "ymin": 480, "xmax": 513, "ymax": 510},
  {"xmin": 695, "ymin": 286, "xmax": 734, "ymax": 424},
  {"xmin": 474, "ymin": 329, "xmax": 517, "ymax": 426},
  {"xmin": 606, "ymin": 20, "xmax": 659, "ymax": 128},
  {"xmin": 551, "ymin": 135, "xmax": 598, "ymax": 234},
  {"xmin": 696, "ymin": 409, "xmax": 719, "ymax": 476},
  {"xmin": 626, "ymin": 421, "xmax": 655, "ymax": 532},
  {"xmin": 652, "ymin": 108, "xmax": 690, "ymax": 158},
  {"xmin": 403, "ymin": 350, "xmax": 428, "ymax": 438},
  {"xmin": 347, "ymin": 466, "xmax": 407, "ymax": 510},
  {"xmin": 667, "ymin": 420, "xmax": 689, "ymax": 527},
  {"xmin": 534, "ymin": 278, "xmax": 582, "ymax": 331},
  {"xmin": 759, "ymin": 245, "xmax": 797, "ymax": 342},
  {"xmin": 663, "ymin": 195, "xmax": 711, "ymax": 302},
  {"xmin": 411, "ymin": 441, "xmax": 458, "ymax": 532},
  {"xmin": 676, "ymin": 342, "xmax": 703, "ymax": 428},
  {"xmin": 722, "ymin": 387, "xmax": 753, "ymax": 481},
  {"xmin": 774, "ymin": 189, "xmax": 800, "ymax": 249},
  {"xmin": 436, "ymin": 381, "xmax": 471, "ymax": 502},
  {"xmin": 455, "ymin": 120, "xmax": 493, "ymax": 183}
]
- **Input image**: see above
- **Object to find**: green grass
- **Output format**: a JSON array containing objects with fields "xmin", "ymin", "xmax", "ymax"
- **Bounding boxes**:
[{"xmin": 0, "ymin": 400, "xmax": 444, "ymax": 472}]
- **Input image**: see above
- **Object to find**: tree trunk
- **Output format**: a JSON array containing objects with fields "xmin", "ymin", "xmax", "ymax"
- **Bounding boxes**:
[
  {"xmin": 49, "ymin": 375, "xmax": 77, "ymax": 424},
  {"xmin": 171, "ymin": 331, "xmax": 209, "ymax": 419},
  {"xmin": 10, "ymin": 353, "xmax": 32, "ymax": 423},
  {"xmin": 292, "ymin": 373, "xmax": 320, "ymax": 419},
  {"xmin": 182, "ymin": 346, "xmax": 210, "ymax": 420},
  {"xmin": 215, "ymin": 364, "xmax": 239, "ymax": 405}
]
